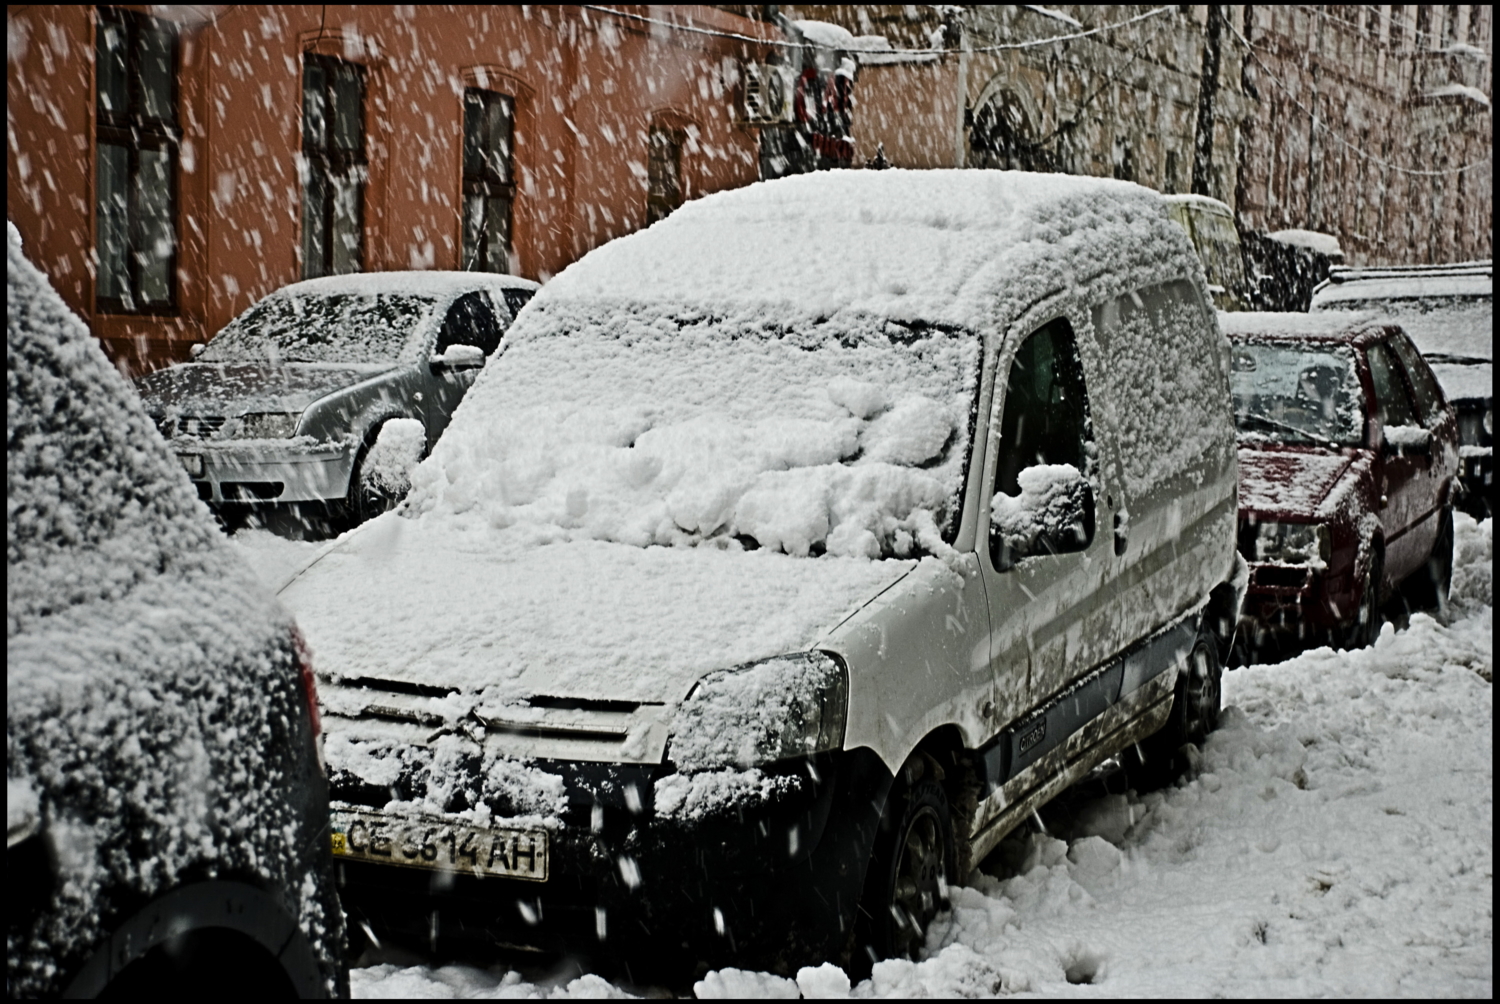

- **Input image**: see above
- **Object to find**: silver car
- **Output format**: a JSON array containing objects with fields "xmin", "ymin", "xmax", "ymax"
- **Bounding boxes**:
[{"xmin": 135, "ymin": 271, "xmax": 537, "ymax": 525}]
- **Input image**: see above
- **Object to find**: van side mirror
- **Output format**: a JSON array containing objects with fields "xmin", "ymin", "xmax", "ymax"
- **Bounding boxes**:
[{"xmin": 990, "ymin": 464, "xmax": 1096, "ymax": 570}]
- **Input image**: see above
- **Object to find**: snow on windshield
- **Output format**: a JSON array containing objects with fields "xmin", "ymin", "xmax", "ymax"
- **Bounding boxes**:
[
  {"xmin": 1229, "ymin": 342, "xmax": 1363, "ymax": 446},
  {"xmin": 406, "ymin": 303, "xmax": 980, "ymax": 559},
  {"xmin": 199, "ymin": 291, "xmax": 436, "ymax": 365}
]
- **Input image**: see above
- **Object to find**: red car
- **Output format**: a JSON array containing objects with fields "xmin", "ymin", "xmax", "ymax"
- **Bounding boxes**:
[{"xmin": 1221, "ymin": 313, "xmax": 1461, "ymax": 656}]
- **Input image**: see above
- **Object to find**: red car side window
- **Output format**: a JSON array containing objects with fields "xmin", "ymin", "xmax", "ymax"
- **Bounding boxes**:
[
  {"xmin": 1387, "ymin": 333, "xmax": 1447, "ymax": 426},
  {"xmin": 1365, "ymin": 341, "xmax": 1418, "ymax": 428}
]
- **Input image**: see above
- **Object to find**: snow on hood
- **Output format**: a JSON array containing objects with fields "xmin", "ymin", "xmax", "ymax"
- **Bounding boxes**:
[
  {"xmin": 135, "ymin": 361, "xmax": 393, "ymax": 418},
  {"xmin": 282, "ymin": 514, "xmax": 910, "ymax": 703},
  {"xmin": 1236, "ymin": 447, "xmax": 1353, "ymax": 516}
]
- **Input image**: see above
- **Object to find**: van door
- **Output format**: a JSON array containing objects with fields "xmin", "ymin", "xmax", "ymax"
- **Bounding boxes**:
[
  {"xmin": 1090, "ymin": 280, "xmax": 1237, "ymax": 653},
  {"xmin": 980, "ymin": 316, "xmax": 1120, "ymax": 757}
]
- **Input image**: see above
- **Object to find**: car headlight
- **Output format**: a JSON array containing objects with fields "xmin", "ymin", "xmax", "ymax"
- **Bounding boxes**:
[
  {"xmin": 234, "ymin": 412, "xmax": 302, "ymax": 439},
  {"xmin": 1250, "ymin": 521, "xmax": 1331, "ymax": 565},
  {"xmin": 667, "ymin": 652, "xmax": 847, "ymax": 770}
]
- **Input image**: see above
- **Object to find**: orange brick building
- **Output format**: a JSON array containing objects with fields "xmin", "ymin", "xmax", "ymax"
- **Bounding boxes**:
[{"xmin": 7, "ymin": 5, "xmax": 778, "ymax": 374}]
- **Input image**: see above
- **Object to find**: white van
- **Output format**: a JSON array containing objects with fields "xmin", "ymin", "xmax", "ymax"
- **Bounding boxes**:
[{"xmin": 283, "ymin": 170, "xmax": 1244, "ymax": 973}]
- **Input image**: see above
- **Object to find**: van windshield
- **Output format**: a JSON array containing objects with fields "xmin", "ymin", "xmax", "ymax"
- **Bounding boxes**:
[
  {"xmin": 1229, "ymin": 341, "xmax": 1364, "ymax": 446},
  {"xmin": 201, "ymin": 293, "xmax": 435, "ymax": 365},
  {"xmin": 406, "ymin": 305, "xmax": 982, "ymax": 560}
]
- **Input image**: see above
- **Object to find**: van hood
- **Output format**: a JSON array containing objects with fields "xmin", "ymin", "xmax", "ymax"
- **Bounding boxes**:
[
  {"xmin": 280, "ymin": 514, "xmax": 914, "ymax": 706},
  {"xmin": 135, "ymin": 362, "xmax": 396, "ymax": 416},
  {"xmin": 1237, "ymin": 446, "xmax": 1355, "ymax": 518}
]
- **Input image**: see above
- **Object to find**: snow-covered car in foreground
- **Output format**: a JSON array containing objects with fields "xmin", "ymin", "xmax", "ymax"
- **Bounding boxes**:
[
  {"xmin": 1311, "ymin": 261, "xmax": 1491, "ymax": 517},
  {"xmin": 134, "ymin": 272, "xmax": 537, "ymax": 526},
  {"xmin": 1222, "ymin": 313, "xmax": 1461, "ymax": 657},
  {"xmin": 7, "ymin": 224, "xmax": 345, "ymax": 996},
  {"xmin": 281, "ymin": 171, "xmax": 1244, "ymax": 974}
]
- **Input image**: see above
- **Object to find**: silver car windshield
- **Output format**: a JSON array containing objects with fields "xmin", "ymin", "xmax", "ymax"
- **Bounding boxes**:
[
  {"xmin": 1230, "ymin": 342, "xmax": 1364, "ymax": 446},
  {"xmin": 200, "ymin": 292, "xmax": 435, "ymax": 365}
]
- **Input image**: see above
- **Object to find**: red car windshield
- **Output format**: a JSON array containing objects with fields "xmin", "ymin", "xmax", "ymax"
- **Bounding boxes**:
[{"xmin": 1230, "ymin": 342, "xmax": 1364, "ymax": 447}]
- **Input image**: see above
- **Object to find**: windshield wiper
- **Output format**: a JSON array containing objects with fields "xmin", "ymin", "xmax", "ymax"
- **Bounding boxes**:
[{"xmin": 1235, "ymin": 412, "xmax": 1338, "ymax": 450}]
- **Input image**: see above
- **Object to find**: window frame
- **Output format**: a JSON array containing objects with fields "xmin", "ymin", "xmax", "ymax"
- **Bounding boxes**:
[
  {"xmin": 94, "ymin": 5, "xmax": 180, "ymax": 315},
  {"xmin": 300, "ymin": 53, "xmax": 368, "ymax": 279},
  {"xmin": 646, "ymin": 124, "xmax": 686, "ymax": 225},
  {"xmin": 988, "ymin": 317, "xmax": 1098, "ymax": 568},
  {"xmin": 460, "ymin": 87, "xmax": 517, "ymax": 274}
]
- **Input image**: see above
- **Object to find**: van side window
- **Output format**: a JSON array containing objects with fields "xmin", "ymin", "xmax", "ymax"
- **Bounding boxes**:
[
  {"xmin": 995, "ymin": 319, "xmax": 1093, "ymax": 496},
  {"xmin": 1365, "ymin": 340, "xmax": 1418, "ymax": 428},
  {"xmin": 436, "ymin": 292, "xmax": 503, "ymax": 356},
  {"xmin": 990, "ymin": 319, "xmax": 1096, "ymax": 566},
  {"xmin": 1386, "ymin": 332, "xmax": 1445, "ymax": 426},
  {"xmin": 1091, "ymin": 279, "xmax": 1231, "ymax": 500}
]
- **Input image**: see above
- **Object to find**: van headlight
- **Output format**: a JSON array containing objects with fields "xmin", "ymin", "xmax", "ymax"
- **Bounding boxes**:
[
  {"xmin": 1251, "ymin": 521, "xmax": 1331, "ymax": 565},
  {"xmin": 234, "ymin": 412, "xmax": 302, "ymax": 439},
  {"xmin": 667, "ymin": 652, "xmax": 847, "ymax": 770}
]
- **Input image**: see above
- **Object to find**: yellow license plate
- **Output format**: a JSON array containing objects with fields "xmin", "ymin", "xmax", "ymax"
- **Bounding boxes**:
[{"xmin": 330, "ymin": 807, "xmax": 548, "ymax": 882}]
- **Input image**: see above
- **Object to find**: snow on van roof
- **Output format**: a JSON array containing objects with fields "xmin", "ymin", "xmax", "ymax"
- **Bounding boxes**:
[
  {"xmin": 279, "ymin": 270, "xmax": 538, "ymax": 300},
  {"xmin": 539, "ymin": 169, "xmax": 1197, "ymax": 335}
]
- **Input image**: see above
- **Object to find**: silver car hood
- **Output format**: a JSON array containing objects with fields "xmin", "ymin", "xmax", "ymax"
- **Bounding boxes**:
[
  {"xmin": 280, "ymin": 513, "xmax": 913, "ymax": 706},
  {"xmin": 135, "ymin": 362, "xmax": 398, "ymax": 416}
]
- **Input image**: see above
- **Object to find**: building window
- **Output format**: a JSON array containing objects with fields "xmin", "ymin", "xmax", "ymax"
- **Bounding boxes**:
[
  {"xmin": 301, "ymin": 54, "xmax": 366, "ymax": 279},
  {"xmin": 646, "ymin": 125, "xmax": 685, "ymax": 225},
  {"xmin": 95, "ymin": 6, "xmax": 178, "ymax": 314},
  {"xmin": 460, "ymin": 88, "xmax": 515, "ymax": 273}
]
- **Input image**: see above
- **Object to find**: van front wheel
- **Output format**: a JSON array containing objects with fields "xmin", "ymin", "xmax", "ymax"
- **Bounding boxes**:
[{"xmin": 856, "ymin": 774, "xmax": 955, "ymax": 966}]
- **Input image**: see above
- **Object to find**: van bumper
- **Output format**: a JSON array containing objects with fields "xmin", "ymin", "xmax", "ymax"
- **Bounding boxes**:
[{"xmin": 332, "ymin": 749, "xmax": 890, "ymax": 971}]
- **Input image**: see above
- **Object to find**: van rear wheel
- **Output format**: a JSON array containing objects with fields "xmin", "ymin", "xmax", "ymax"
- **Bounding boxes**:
[
  {"xmin": 856, "ymin": 773, "xmax": 954, "ymax": 967},
  {"xmin": 1134, "ymin": 629, "xmax": 1221, "ymax": 787}
]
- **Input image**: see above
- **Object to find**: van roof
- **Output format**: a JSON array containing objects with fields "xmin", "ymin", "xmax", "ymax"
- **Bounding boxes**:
[
  {"xmin": 536, "ymin": 169, "xmax": 1201, "ymax": 337},
  {"xmin": 280, "ymin": 270, "xmax": 540, "ymax": 300}
]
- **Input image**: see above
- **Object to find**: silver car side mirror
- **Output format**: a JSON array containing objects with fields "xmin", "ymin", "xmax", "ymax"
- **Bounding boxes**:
[{"xmin": 431, "ymin": 344, "xmax": 486, "ymax": 370}]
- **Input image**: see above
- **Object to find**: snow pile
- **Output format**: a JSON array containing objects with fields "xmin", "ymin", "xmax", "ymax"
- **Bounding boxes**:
[
  {"xmin": 351, "ymin": 517, "xmax": 1493, "ymax": 998},
  {"xmin": 362, "ymin": 417, "xmax": 426, "ymax": 496},
  {"xmin": 404, "ymin": 311, "xmax": 976, "ymax": 560},
  {"xmin": 989, "ymin": 463, "xmax": 1088, "ymax": 556},
  {"xmin": 7, "ymin": 223, "xmax": 341, "ymax": 995},
  {"xmin": 654, "ymin": 768, "xmax": 800, "ymax": 823}
]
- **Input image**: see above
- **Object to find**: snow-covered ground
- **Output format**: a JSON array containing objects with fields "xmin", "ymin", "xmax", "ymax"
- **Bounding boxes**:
[{"xmin": 229, "ymin": 515, "xmax": 1492, "ymax": 999}]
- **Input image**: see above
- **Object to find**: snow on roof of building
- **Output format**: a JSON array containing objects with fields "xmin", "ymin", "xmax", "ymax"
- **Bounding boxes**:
[
  {"xmin": 1160, "ymin": 193, "xmax": 1235, "ymax": 216},
  {"xmin": 1268, "ymin": 229, "xmax": 1345, "ymax": 258}
]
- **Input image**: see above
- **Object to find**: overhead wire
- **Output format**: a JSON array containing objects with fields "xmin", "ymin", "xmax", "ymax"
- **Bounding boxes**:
[{"xmin": 576, "ymin": 4, "xmax": 1177, "ymax": 55}]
